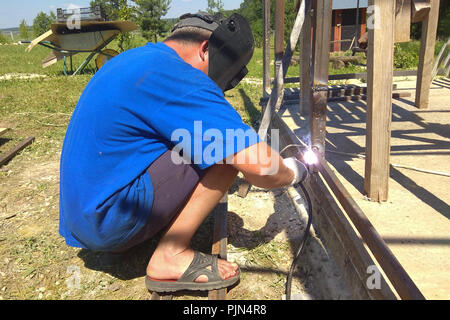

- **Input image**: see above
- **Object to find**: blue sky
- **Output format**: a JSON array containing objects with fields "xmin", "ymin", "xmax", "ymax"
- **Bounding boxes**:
[{"xmin": 0, "ymin": 0, "xmax": 243, "ymax": 29}]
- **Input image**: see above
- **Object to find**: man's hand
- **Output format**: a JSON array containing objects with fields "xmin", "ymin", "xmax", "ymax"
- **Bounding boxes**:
[
  {"xmin": 282, "ymin": 157, "xmax": 308, "ymax": 185},
  {"xmin": 227, "ymin": 142, "xmax": 299, "ymax": 189}
]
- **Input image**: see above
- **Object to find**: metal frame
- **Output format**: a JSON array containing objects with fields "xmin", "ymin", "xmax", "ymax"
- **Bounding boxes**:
[
  {"xmin": 22, "ymin": 34, "xmax": 117, "ymax": 76},
  {"xmin": 260, "ymin": 0, "xmax": 426, "ymax": 300}
]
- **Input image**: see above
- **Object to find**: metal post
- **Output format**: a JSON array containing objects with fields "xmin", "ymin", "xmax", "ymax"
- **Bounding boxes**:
[
  {"xmin": 263, "ymin": 0, "xmax": 271, "ymax": 98},
  {"xmin": 310, "ymin": 0, "xmax": 332, "ymax": 158}
]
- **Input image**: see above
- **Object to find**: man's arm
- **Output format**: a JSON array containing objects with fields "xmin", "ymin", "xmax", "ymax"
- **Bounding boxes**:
[{"xmin": 226, "ymin": 141, "xmax": 295, "ymax": 189}]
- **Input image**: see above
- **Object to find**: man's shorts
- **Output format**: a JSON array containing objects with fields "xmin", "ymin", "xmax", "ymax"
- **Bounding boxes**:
[{"xmin": 114, "ymin": 149, "xmax": 207, "ymax": 252}]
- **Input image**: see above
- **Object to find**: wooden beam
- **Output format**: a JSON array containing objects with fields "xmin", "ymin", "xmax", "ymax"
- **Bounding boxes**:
[
  {"xmin": 0, "ymin": 128, "xmax": 10, "ymax": 137},
  {"xmin": 411, "ymin": 0, "xmax": 431, "ymax": 23},
  {"xmin": 415, "ymin": 0, "xmax": 440, "ymax": 109},
  {"xmin": 0, "ymin": 137, "xmax": 35, "ymax": 167},
  {"xmin": 394, "ymin": 0, "xmax": 411, "ymax": 43},
  {"xmin": 208, "ymin": 195, "xmax": 228, "ymax": 300},
  {"xmin": 364, "ymin": 0, "xmax": 395, "ymax": 202},
  {"xmin": 333, "ymin": 10, "xmax": 342, "ymax": 52}
]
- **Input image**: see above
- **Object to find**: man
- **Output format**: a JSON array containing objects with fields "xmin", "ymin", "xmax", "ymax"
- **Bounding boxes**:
[{"xmin": 59, "ymin": 12, "xmax": 307, "ymax": 292}]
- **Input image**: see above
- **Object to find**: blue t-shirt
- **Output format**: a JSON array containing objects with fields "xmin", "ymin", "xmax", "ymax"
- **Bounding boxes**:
[{"xmin": 59, "ymin": 42, "xmax": 260, "ymax": 251}]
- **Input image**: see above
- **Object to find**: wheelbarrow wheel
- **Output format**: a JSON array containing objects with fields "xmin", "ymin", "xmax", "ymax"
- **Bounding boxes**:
[{"xmin": 95, "ymin": 49, "xmax": 119, "ymax": 70}]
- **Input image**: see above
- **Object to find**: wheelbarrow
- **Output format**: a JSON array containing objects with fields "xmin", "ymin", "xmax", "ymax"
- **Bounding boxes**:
[{"xmin": 24, "ymin": 20, "xmax": 138, "ymax": 75}]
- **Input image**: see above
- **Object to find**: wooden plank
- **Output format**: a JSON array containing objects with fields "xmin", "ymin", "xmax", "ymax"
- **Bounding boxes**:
[
  {"xmin": 364, "ymin": 0, "xmax": 395, "ymax": 202},
  {"xmin": 283, "ymin": 69, "xmax": 417, "ymax": 83},
  {"xmin": 333, "ymin": 9, "xmax": 342, "ymax": 52},
  {"xmin": 394, "ymin": 0, "xmax": 411, "ymax": 43},
  {"xmin": 415, "ymin": 0, "xmax": 440, "ymax": 108},
  {"xmin": 411, "ymin": 0, "xmax": 431, "ymax": 23},
  {"xmin": 0, "ymin": 128, "xmax": 10, "ymax": 137},
  {"xmin": 0, "ymin": 137, "xmax": 35, "ymax": 167},
  {"xmin": 208, "ymin": 195, "xmax": 228, "ymax": 300}
]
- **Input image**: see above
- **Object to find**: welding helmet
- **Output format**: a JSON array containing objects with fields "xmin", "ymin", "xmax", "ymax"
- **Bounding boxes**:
[{"xmin": 172, "ymin": 12, "xmax": 255, "ymax": 92}]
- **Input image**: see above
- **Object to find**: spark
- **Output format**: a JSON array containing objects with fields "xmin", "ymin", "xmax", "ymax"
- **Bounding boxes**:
[{"xmin": 303, "ymin": 148, "xmax": 318, "ymax": 165}]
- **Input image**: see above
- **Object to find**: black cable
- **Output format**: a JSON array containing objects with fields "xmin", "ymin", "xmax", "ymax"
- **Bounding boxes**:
[{"xmin": 285, "ymin": 181, "xmax": 313, "ymax": 300}]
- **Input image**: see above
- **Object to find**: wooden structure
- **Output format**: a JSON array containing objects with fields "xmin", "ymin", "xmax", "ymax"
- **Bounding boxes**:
[
  {"xmin": 332, "ymin": 0, "xmax": 368, "ymax": 52},
  {"xmin": 0, "ymin": 129, "xmax": 35, "ymax": 167},
  {"xmin": 259, "ymin": 0, "xmax": 435, "ymax": 299}
]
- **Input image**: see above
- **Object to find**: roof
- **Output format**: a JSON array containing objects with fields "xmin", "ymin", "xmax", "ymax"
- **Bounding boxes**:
[{"xmin": 333, "ymin": 0, "xmax": 369, "ymax": 10}]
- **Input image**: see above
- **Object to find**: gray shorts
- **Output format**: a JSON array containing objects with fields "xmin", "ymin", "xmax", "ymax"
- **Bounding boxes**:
[{"xmin": 114, "ymin": 149, "xmax": 207, "ymax": 252}]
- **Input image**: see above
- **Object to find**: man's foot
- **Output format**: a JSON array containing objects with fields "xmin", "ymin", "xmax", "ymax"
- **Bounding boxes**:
[{"xmin": 147, "ymin": 247, "xmax": 238, "ymax": 283}]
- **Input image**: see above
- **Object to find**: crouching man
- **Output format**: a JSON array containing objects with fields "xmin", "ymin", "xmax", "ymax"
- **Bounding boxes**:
[{"xmin": 59, "ymin": 12, "xmax": 307, "ymax": 293}]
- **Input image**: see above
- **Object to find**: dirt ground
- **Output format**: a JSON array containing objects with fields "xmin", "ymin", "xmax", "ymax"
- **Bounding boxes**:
[
  {"xmin": 282, "ymin": 76, "xmax": 450, "ymax": 299},
  {"xmin": 0, "ymin": 150, "xmax": 341, "ymax": 299}
]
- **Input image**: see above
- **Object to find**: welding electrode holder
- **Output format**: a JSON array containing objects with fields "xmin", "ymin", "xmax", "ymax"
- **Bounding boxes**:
[{"xmin": 282, "ymin": 157, "xmax": 309, "ymax": 185}]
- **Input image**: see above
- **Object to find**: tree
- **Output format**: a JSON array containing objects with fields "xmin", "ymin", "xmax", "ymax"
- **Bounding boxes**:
[
  {"xmin": 133, "ymin": 0, "xmax": 171, "ymax": 43},
  {"xmin": 19, "ymin": 19, "xmax": 30, "ymax": 40},
  {"xmin": 238, "ymin": 0, "xmax": 297, "ymax": 48},
  {"xmin": 90, "ymin": 0, "xmax": 121, "ymax": 20},
  {"xmin": 33, "ymin": 11, "xmax": 56, "ymax": 37},
  {"xmin": 206, "ymin": 0, "xmax": 224, "ymax": 14},
  {"xmin": 116, "ymin": 0, "xmax": 136, "ymax": 51}
]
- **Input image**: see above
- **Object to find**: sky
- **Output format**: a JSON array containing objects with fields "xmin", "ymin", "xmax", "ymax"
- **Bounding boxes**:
[{"xmin": 0, "ymin": 0, "xmax": 243, "ymax": 29}]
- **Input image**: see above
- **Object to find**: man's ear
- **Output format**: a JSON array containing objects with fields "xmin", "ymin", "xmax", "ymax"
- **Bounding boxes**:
[{"xmin": 199, "ymin": 40, "xmax": 209, "ymax": 61}]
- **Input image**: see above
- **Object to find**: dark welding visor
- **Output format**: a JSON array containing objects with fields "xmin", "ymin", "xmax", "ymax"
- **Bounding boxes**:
[{"xmin": 172, "ymin": 12, "xmax": 254, "ymax": 92}]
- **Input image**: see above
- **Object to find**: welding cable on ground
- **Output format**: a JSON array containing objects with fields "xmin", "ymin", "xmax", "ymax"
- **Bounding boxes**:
[{"xmin": 285, "ymin": 182, "xmax": 313, "ymax": 300}]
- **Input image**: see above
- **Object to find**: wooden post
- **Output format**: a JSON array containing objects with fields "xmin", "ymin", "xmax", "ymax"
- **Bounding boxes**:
[
  {"xmin": 394, "ymin": 0, "xmax": 411, "ymax": 43},
  {"xmin": 208, "ymin": 194, "xmax": 228, "ymax": 300},
  {"xmin": 310, "ymin": 0, "xmax": 332, "ymax": 158},
  {"xmin": 274, "ymin": 0, "xmax": 285, "ymax": 108},
  {"xmin": 364, "ymin": 0, "xmax": 395, "ymax": 202},
  {"xmin": 333, "ymin": 9, "xmax": 342, "ymax": 52},
  {"xmin": 415, "ymin": 0, "xmax": 440, "ymax": 108},
  {"xmin": 300, "ymin": 0, "xmax": 312, "ymax": 116},
  {"xmin": 263, "ymin": 0, "xmax": 271, "ymax": 98},
  {"xmin": 275, "ymin": 0, "xmax": 285, "ymax": 70}
]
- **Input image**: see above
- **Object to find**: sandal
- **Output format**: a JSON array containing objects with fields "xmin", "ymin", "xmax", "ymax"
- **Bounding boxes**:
[{"xmin": 145, "ymin": 251, "xmax": 240, "ymax": 292}]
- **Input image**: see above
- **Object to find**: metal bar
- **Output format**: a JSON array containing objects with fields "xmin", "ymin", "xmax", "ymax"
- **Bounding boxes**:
[
  {"xmin": 354, "ymin": 0, "xmax": 360, "ymax": 48},
  {"xmin": 0, "ymin": 137, "xmax": 35, "ymax": 167},
  {"xmin": 299, "ymin": 0, "xmax": 312, "ymax": 116},
  {"xmin": 263, "ymin": 0, "xmax": 271, "ymax": 98},
  {"xmin": 258, "ymin": 0, "xmax": 307, "ymax": 140},
  {"xmin": 317, "ymin": 160, "xmax": 425, "ymax": 300},
  {"xmin": 282, "ymin": 69, "xmax": 418, "ymax": 83},
  {"xmin": 71, "ymin": 35, "xmax": 116, "ymax": 76},
  {"xmin": 310, "ymin": 0, "xmax": 332, "ymax": 157}
]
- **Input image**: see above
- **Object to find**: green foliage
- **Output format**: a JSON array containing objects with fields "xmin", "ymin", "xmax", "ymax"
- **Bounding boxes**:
[
  {"xmin": 19, "ymin": 19, "xmax": 30, "ymax": 40},
  {"xmin": 133, "ymin": 0, "xmax": 171, "ymax": 43},
  {"xmin": 32, "ymin": 11, "xmax": 56, "ymax": 37},
  {"xmin": 206, "ymin": 0, "xmax": 224, "ymax": 14},
  {"xmin": 393, "ymin": 42, "xmax": 419, "ymax": 70},
  {"xmin": 237, "ymin": 0, "xmax": 298, "ymax": 48},
  {"xmin": 90, "ymin": 0, "xmax": 121, "ymax": 20},
  {"xmin": 0, "ymin": 33, "xmax": 9, "ymax": 44},
  {"xmin": 116, "ymin": 0, "xmax": 136, "ymax": 52}
]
